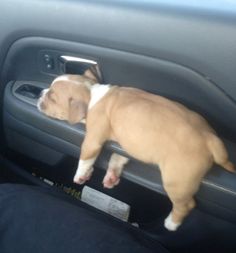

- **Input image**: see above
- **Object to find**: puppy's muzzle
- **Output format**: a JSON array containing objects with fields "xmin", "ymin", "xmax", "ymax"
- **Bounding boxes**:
[
  {"xmin": 37, "ymin": 88, "xmax": 49, "ymax": 112},
  {"xmin": 39, "ymin": 101, "xmax": 46, "ymax": 111},
  {"xmin": 37, "ymin": 97, "xmax": 47, "ymax": 112}
]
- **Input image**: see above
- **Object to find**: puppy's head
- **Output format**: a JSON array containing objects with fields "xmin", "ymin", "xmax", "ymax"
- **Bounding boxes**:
[{"xmin": 38, "ymin": 72, "xmax": 97, "ymax": 124}]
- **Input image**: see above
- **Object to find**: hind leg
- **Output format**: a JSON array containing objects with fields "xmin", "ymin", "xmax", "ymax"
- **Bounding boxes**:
[
  {"xmin": 161, "ymin": 153, "xmax": 212, "ymax": 231},
  {"xmin": 164, "ymin": 197, "xmax": 196, "ymax": 231},
  {"xmin": 161, "ymin": 166, "xmax": 205, "ymax": 231}
]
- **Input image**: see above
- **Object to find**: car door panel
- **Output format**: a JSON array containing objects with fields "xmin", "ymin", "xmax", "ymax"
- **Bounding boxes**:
[{"xmin": 1, "ymin": 0, "xmax": 236, "ymax": 225}]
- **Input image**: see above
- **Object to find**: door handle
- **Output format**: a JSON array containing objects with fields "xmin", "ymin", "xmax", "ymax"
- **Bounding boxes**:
[{"xmin": 59, "ymin": 55, "xmax": 103, "ymax": 82}]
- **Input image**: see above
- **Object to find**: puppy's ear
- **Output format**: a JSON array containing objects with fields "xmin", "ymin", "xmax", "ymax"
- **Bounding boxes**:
[
  {"xmin": 68, "ymin": 98, "xmax": 87, "ymax": 124},
  {"xmin": 84, "ymin": 65, "xmax": 102, "ymax": 83}
]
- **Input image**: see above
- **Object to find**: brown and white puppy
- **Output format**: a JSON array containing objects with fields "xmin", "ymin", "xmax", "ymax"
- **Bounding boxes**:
[{"xmin": 38, "ymin": 73, "xmax": 235, "ymax": 231}]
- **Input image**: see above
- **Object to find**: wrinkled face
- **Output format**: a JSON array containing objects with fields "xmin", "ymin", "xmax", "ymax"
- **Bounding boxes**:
[
  {"xmin": 37, "ymin": 75, "xmax": 94, "ymax": 124},
  {"xmin": 38, "ymin": 86, "xmax": 69, "ymax": 120}
]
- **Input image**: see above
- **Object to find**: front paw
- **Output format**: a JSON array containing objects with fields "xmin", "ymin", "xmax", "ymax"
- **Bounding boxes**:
[
  {"xmin": 73, "ymin": 166, "xmax": 94, "ymax": 185},
  {"xmin": 73, "ymin": 174, "xmax": 92, "ymax": 184},
  {"xmin": 103, "ymin": 170, "xmax": 120, "ymax": 189}
]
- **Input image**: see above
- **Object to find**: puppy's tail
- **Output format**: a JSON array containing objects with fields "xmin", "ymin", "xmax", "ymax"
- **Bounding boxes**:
[{"xmin": 207, "ymin": 133, "xmax": 235, "ymax": 173}]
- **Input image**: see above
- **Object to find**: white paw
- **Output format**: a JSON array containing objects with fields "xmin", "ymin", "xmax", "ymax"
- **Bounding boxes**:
[
  {"xmin": 73, "ymin": 166, "xmax": 94, "ymax": 185},
  {"xmin": 164, "ymin": 213, "xmax": 181, "ymax": 231},
  {"xmin": 73, "ymin": 174, "xmax": 91, "ymax": 184}
]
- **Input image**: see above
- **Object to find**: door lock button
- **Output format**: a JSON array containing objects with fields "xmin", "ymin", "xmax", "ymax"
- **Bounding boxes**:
[{"xmin": 43, "ymin": 54, "xmax": 54, "ymax": 70}]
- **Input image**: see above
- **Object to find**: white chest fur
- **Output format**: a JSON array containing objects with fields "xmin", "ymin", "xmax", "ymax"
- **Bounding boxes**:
[{"xmin": 88, "ymin": 84, "xmax": 111, "ymax": 109}]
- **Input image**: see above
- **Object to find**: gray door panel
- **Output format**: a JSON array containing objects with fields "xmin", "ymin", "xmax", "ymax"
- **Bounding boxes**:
[{"xmin": 1, "ymin": 0, "xmax": 236, "ymax": 223}]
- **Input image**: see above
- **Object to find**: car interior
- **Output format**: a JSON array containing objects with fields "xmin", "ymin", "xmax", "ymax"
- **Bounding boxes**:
[{"xmin": 0, "ymin": 0, "xmax": 236, "ymax": 252}]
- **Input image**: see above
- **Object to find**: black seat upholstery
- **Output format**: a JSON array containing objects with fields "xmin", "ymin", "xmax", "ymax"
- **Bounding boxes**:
[{"xmin": 0, "ymin": 184, "xmax": 169, "ymax": 253}]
